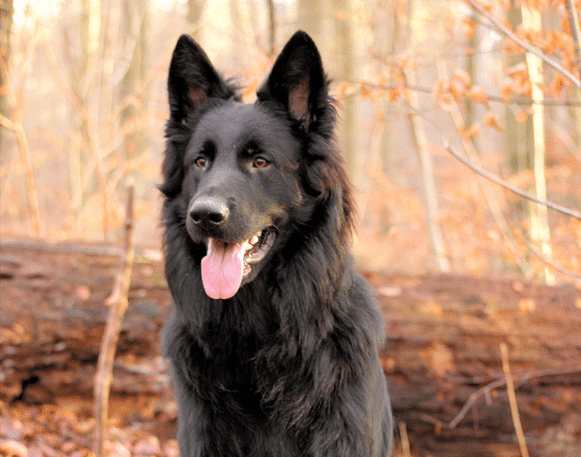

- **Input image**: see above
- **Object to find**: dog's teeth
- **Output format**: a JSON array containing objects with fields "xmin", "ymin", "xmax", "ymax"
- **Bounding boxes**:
[{"xmin": 249, "ymin": 235, "xmax": 259, "ymax": 245}]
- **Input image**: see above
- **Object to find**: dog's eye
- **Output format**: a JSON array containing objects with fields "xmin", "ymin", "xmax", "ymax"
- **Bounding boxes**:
[
  {"xmin": 194, "ymin": 157, "xmax": 207, "ymax": 168},
  {"xmin": 253, "ymin": 157, "xmax": 270, "ymax": 169}
]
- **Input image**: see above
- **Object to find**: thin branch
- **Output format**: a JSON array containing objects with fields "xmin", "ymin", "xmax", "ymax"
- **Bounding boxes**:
[
  {"xmin": 339, "ymin": 81, "xmax": 581, "ymax": 107},
  {"xmin": 500, "ymin": 343, "xmax": 530, "ymax": 457},
  {"xmin": 0, "ymin": 58, "xmax": 41, "ymax": 237},
  {"xmin": 448, "ymin": 364, "xmax": 581, "ymax": 429},
  {"xmin": 94, "ymin": 184, "xmax": 135, "ymax": 457},
  {"xmin": 563, "ymin": 0, "xmax": 581, "ymax": 75},
  {"xmin": 436, "ymin": 59, "xmax": 531, "ymax": 277},
  {"xmin": 518, "ymin": 231, "xmax": 581, "ymax": 280},
  {"xmin": 444, "ymin": 144, "xmax": 581, "ymax": 221},
  {"xmin": 465, "ymin": 0, "xmax": 581, "ymax": 88},
  {"xmin": 399, "ymin": 422, "xmax": 411, "ymax": 457},
  {"xmin": 40, "ymin": 28, "xmax": 111, "ymax": 238}
]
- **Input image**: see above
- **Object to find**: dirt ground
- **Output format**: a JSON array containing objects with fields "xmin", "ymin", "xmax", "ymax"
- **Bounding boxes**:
[{"xmin": 0, "ymin": 240, "xmax": 580, "ymax": 457}]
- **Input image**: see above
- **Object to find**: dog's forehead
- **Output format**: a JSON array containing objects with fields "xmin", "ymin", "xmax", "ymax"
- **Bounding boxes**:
[{"xmin": 195, "ymin": 102, "xmax": 291, "ymax": 149}]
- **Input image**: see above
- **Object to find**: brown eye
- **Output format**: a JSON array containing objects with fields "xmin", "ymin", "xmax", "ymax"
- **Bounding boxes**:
[
  {"xmin": 194, "ymin": 157, "xmax": 206, "ymax": 168},
  {"xmin": 253, "ymin": 157, "xmax": 269, "ymax": 168}
]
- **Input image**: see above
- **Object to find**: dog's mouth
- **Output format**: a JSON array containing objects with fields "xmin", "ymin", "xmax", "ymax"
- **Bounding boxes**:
[{"xmin": 200, "ymin": 227, "xmax": 276, "ymax": 299}]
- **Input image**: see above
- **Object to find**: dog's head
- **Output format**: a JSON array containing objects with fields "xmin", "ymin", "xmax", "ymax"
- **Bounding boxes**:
[{"xmin": 161, "ymin": 31, "xmax": 352, "ymax": 300}]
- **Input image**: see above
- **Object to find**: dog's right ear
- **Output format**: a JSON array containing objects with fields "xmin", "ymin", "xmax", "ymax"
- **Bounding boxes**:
[{"xmin": 167, "ymin": 35, "xmax": 235, "ymax": 123}]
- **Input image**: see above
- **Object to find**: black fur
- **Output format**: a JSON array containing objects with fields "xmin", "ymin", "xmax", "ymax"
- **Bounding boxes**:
[{"xmin": 161, "ymin": 31, "xmax": 393, "ymax": 456}]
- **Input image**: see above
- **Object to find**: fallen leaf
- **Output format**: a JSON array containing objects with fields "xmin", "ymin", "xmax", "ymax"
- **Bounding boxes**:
[
  {"xmin": 378, "ymin": 285, "xmax": 402, "ymax": 297},
  {"xmin": 0, "ymin": 440, "xmax": 28, "ymax": 457},
  {"xmin": 519, "ymin": 298, "xmax": 536, "ymax": 313},
  {"xmin": 75, "ymin": 285, "xmax": 91, "ymax": 301},
  {"xmin": 428, "ymin": 342, "xmax": 455, "ymax": 378}
]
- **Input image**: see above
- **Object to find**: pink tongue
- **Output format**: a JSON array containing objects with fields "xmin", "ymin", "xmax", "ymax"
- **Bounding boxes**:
[{"xmin": 201, "ymin": 238, "xmax": 246, "ymax": 299}]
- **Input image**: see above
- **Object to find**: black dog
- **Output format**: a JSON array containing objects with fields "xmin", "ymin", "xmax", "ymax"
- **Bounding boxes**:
[{"xmin": 160, "ymin": 31, "xmax": 393, "ymax": 456}]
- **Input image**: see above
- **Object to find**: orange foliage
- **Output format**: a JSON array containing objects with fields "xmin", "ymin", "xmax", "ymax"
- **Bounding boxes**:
[
  {"xmin": 503, "ymin": 63, "xmax": 532, "ymax": 98},
  {"xmin": 465, "ymin": 85, "xmax": 489, "ymax": 106},
  {"xmin": 460, "ymin": 122, "xmax": 482, "ymax": 139},
  {"xmin": 461, "ymin": 18, "xmax": 476, "ymax": 39},
  {"xmin": 548, "ymin": 72, "xmax": 570, "ymax": 96},
  {"xmin": 516, "ymin": 110, "xmax": 529, "ymax": 123},
  {"xmin": 483, "ymin": 112, "xmax": 503, "ymax": 131},
  {"xmin": 543, "ymin": 29, "xmax": 571, "ymax": 55}
]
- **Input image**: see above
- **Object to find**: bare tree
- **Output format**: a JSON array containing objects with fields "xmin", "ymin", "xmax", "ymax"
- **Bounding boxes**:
[
  {"xmin": 404, "ymin": 0, "xmax": 450, "ymax": 273},
  {"xmin": 521, "ymin": 4, "xmax": 554, "ymax": 284},
  {"xmin": 120, "ymin": 1, "xmax": 149, "ymax": 161},
  {"xmin": 332, "ymin": 0, "xmax": 360, "ymax": 187},
  {"xmin": 0, "ymin": 0, "xmax": 13, "ymax": 149},
  {"xmin": 297, "ymin": 0, "xmax": 327, "ymax": 58},
  {"xmin": 266, "ymin": 0, "xmax": 275, "ymax": 57},
  {"xmin": 188, "ymin": 0, "xmax": 205, "ymax": 40}
]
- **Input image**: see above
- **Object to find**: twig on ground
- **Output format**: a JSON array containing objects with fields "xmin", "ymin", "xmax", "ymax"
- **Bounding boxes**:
[
  {"xmin": 399, "ymin": 421, "xmax": 411, "ymax": 457},
  {"xmin": 500, "ymin": 343, "xmax": 530, "ymax": 457},
  {"xmin": 93, "ymin": 183, "xmax": 135, "ymax": 457},
  {"xmin": 448, "ymin": 364, "xmax": 581, "ymax": 429}
]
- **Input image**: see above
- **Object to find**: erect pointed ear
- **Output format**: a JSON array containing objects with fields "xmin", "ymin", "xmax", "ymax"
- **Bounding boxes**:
[
  {"xmin": 167, "ymin": 35, "xmax": 236, "ymax": 123},
  {"xmin": 257, "ymin": 31, "xmax": 328, "ymax": 130}
]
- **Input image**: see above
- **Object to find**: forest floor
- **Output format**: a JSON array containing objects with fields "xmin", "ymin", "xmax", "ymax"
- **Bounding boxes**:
[{"xmin": 0, "ymin": 240, "xmax": 580, "ymax": 457}]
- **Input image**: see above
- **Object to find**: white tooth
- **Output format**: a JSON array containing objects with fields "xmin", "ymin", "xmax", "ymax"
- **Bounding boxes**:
[{"xmin": 249, "ymin": 235, "xmax": 259, "ymax": 245}]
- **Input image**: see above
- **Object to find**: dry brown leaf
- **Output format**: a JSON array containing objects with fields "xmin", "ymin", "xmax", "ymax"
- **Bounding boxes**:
[
  {"xmin": 460, "ymin": 122, "xmax": 482, "ymax": 139},
  {"xmin": 516, "ymin": 110, "xmax": 529, "ymax": 123},
  {"xmin": 548, "ymin": 72, "xmax": 569, "ymax": 97},
  {"xmin": 0, "ymin": 440, "xmax": 28, "ymax": 457},
  {"xmin": 519, "ymin": 298, "xmax": 536, "ymax": 313},
  {"xmin": 466, "ymin": 85, "xmax": 489, "ymax": 105},
  {"xmin": 484, "ymin": 112, "xmax": 503, "ymax": 131},
  {"xmin": 461, "ymin": 18, "xmax": 476, "ymax": 39},
  {"xmin": 452, "ymin": 68, "xmax": 472, "ymax": 87}
]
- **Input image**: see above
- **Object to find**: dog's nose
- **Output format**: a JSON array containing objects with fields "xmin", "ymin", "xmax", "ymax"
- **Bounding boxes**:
[{"xmin": 189, "ymin": 197, "xmax": 230, "ymax": 229}]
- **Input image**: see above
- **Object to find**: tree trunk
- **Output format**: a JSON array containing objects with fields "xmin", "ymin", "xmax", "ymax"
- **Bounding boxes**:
[
  {"xmin": 0, "ymin": 0, "xmax": 13, "ymax": 150},
  {"xmin": 266, "ymin": 0, "xmax": 275, "ymax": 57},
  {"xmin": 521, "ymin": 4, "xmax": 554, "ymax": 285},
  {"xmin": 187, "ymin": 0, "xmax": 205, "ymax": 40},
  {"xmin": 297, "ymin": 0, "xmax": 327, "ymax": 61},
  {"xmin": 120, "ymin": 1, "xmax": 149, "ymax": 162},
  {"xmin": 332, "ymin": 0, "xmax": 360, "ymax": 188},
  {"xmin": 404, "ymin": 0, "xmax": 450, "ymax": 273},
  {"xmin": 505, "ymin": 2, "xmax": 533, "ymax": 175}
]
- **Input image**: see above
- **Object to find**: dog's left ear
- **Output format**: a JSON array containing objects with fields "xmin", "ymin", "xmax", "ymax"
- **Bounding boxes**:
[
  {"xmin": 168, "ymin": 35, "xmax": 236, "ymax": 123},
  {"xmin": 258, "ymin": 31, "xmax": 328, "ymax": 130}
]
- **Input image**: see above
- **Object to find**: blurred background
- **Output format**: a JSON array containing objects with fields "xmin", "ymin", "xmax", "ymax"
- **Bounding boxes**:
[
  {"xmin": 1, "ymin": 0, "xmax": 580, "ymax": 282},
  {"xmin": 2, "ymin": 2, "xmax": 581, "ymax": 456}
]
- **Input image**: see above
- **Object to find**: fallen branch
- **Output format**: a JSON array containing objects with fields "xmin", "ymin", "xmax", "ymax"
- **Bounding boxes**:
[
  {"xmin": 448, "ymin": 364, "xmax": 581, "ymax": 429},
  {"xmin": 444, "ymin": 144, "xmax": 581, "ymax": 221},
  {"xmin": 500, "ymin": 343, "xmax": 530, "ymax": 457},
  {"xmin": 93, "ymin": 183, "xmax": 135, "ymax": 457},
  {"xmin": 399, "ymin": 422, "xmax": 411, "ymax": 457}
]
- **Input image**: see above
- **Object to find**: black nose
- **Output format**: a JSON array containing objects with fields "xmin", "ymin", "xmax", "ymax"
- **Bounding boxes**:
[{"xmin": 189, "ymin": 197, "xmax": 230, "ymax": 230}]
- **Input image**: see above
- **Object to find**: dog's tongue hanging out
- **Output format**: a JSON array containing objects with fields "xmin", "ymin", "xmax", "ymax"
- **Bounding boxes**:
[{"xmin": 201, "ymin": 238, "xmax": 246, "ymax": 299}]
